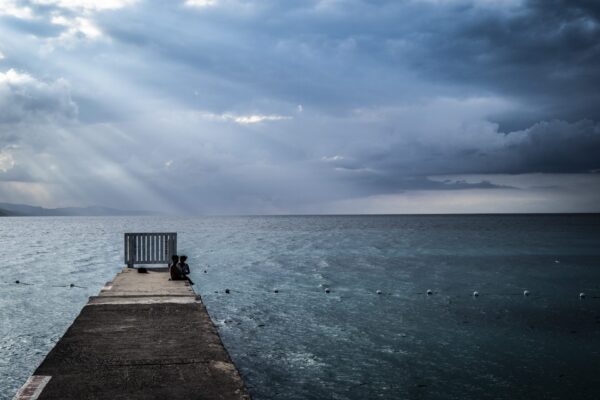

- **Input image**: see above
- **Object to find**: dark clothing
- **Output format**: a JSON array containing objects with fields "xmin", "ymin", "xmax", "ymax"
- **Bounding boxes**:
[
  {"xmin": 169, "ymin": 263, "xmax": 184, "ymax": 280},
  {"xmin": 180, "ymin": 262, "xmax": 190, "ymax": 275},
  {"xmin": 170, "ymin": 262, "xmax": 193, "ymax": 284}
]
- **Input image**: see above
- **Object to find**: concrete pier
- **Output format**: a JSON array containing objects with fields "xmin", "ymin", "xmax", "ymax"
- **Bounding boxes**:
[{"xmin": 14, "ymin": 267, "xmax": 250, "ymax": 400}]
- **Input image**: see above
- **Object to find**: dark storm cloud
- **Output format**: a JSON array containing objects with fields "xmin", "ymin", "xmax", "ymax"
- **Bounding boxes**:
[
  {"xmin": 86, "ymin": 0, "xmax": 600, "ymax": 122},
  {"xmin": 489, "ymin": 119, "xmax": 600, "ymax": 174},
  {"xmin": 0, "ymin": 0, "xmax": 599, "ymax": 212},
  {"xmin": 400, "ymin": 0, "xmax": 600, "ymax": 126},
  {"xmin": 91, "ymin": 0, "xmax": 426, "ymax": 113},
  {"xmin": 347, "ymin": 119, "xmax": 600, "ymax": 177}
]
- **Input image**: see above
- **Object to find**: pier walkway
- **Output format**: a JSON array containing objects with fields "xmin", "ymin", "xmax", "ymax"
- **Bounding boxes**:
[{"xmin": 14, "ymin": 267, "xmax": 250, "ymax": 400}]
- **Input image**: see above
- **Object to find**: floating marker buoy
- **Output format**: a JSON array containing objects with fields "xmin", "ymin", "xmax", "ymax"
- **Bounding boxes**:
[
  {"xmin": 274, "ymin": 289, "xmax": 279, "ymax": 293},
  {"xmin": 426, "ymin": 289, "xmax": 433, "ymax": 295},
  {"xmin": 70, "ymin": 283, "xmax": 75, "ymax": 288},
  {"xmin": 579, "ymin": 292, "xmax": 586, "ymax": 299},
  {"xmin": 204, "ymin": 270, "xmax": 207, "ymax": 273},
  {"xmin": 523, "ymin": 290, "xmax": 530, "ymax": 297},
  {"xmin": 376, "ymin": 290, "xmax": 382, "ymax": 295},
  {"xmin": 225, "ymin": 288, "xmax": 230, "ymax": 294},
  {"xmin": 473, "ymin": 291, "xmax": 479, "ymax": 297},
  {"xmin": 15, "ymin": 280, "xmax": 20, "ymax": 284},
  {"xmin": 555, "ymin": 260, "xmax": 560, "ymax": 264},
  {"xmin": 324, "ymin": 288, "xmax": 330, "ymax": 293}
]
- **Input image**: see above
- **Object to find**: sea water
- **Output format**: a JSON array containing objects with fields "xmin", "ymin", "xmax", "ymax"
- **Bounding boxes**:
[{"xmin": 0, "ymin": 215, "xmax": 599, "ymax": 399}]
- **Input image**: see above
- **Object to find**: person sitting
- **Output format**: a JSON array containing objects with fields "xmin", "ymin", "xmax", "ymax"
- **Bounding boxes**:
[
  {"xmin": 169, "ymin": 255, "xmax": 184, "ymax": 281},
  {"xmin": 178, "ymin": 255, "xmax": 194, "ymax": 285},
  {"xmin": 179, "ymin": 255, "xmax": 190, "ymax": 275}
]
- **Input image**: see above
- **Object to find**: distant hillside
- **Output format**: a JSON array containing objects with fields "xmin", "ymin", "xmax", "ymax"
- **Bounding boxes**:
[
  {"xmin": 0, "ymin": 208, "xmax": 15, "ymax": 216},
  {"xmin": 0, "ymin": 202, "xmax": 158, "ymax": 217}
]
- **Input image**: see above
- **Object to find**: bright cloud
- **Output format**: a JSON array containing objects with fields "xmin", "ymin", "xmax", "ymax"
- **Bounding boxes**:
[
  {"xmin": 32, "ymin": 0, "xmax": 138, "ymax": 12},
  {"xmin": 184, "ymin": 0, "xmax": 217, "ymax": 8},
  {"xmin": 202, "ymin": 112, "xmax": 292, "ymax": 125},
  {"xmin": 0, "ymin": 0, "xmax": 137, "ymax": 20},
  {"xmin": 0, "ymin": 151, "xmax": 15, "ymax": 172},
  {"xmin": 0, "ymin": 1, "xmax": 34, "ymax": 19},
  {"xmin": 233, "ymin": 114, "xmax": 291, "ymax": 125},
  {"xmin": 51, "ymin": 15, "xmax": 103, "ymax": 41},
  {"xmin": 321, "ymin": 155, "xmax": 344, "ymax": 162},
  {"xmin": 0, "ymin": 69, "xmax": 77, "ymax": 123},
  {"xmin": 0, "ymin": 69, "xmax": 34, "ymax": 85}
]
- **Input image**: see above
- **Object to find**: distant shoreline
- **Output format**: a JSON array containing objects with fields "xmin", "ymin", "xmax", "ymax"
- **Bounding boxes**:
[{"xmin": 0, "ymin": 202, "xmax": 159, "ymax": 217}]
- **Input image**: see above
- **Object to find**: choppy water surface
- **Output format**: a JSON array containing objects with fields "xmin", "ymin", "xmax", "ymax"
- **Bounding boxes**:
[{"xmin": 1, "ymin": 215, "xmax": 599, "ymax": 399}]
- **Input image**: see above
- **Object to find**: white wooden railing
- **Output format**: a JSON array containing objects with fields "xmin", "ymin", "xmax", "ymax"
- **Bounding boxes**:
[{"xmin": 124, "ymin": 232, "xmax": 177, "ymax": 267}]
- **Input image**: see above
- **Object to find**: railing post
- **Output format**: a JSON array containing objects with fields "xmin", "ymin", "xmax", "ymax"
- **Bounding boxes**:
[
  {"xmin": 127, "ymin": 235, "xmax": 135, "ymax": 268},
  {"xmin": 173, "ymin": 233, "xmax": 177, "ymax": 259}
]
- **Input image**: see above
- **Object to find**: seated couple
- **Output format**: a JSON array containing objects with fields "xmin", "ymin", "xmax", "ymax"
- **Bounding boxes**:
[{"xmin": 169, "ymin": 255, "xmax": 194, "ymax": 285}]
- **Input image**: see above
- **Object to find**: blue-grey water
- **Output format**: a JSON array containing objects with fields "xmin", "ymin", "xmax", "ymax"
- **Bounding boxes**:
[{"xmin": 1, "ymin": 215, "xmax": 599, "ymax": 399}]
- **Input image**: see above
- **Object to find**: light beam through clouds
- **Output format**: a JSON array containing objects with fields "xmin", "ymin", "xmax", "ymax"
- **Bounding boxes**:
[{"xmin": 0, "ymin": 0, "xmax": 598, "ymax": 214}]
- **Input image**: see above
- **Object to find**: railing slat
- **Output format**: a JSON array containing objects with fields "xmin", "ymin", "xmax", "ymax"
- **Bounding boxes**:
[
  {"xmin": 158, "ymin": 234, "xmax": 163, "ymax": 263},
  {"xmin": 151, "ymin": 234, "xmax": 155, "ymax": 263},
  {"xmin": 151, "ymin": 234, "xmax": 155, "ymax": 262}
]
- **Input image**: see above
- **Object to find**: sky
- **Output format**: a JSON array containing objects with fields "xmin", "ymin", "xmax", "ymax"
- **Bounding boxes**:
[{"xmin": 0, "ymin": 0, "xmax": 599, "ymax": 214}]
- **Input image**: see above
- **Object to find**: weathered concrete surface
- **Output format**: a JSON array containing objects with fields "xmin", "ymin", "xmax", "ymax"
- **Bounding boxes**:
[
  {"xmin": 18, "ymin": 268, "xmax": 250, "ymax": 400},
  {"xmin": 100, "ymin": 267, "xmax": 196, "ymax": 298}
]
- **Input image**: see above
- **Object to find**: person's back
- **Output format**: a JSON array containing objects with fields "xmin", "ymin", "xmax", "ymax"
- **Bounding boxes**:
[{"xmin": 169, "ymin": 255, "xmax": 184, "ymax": 280}]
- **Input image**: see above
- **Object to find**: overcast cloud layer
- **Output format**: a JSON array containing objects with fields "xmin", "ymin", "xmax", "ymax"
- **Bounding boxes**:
[{"xmin": 0, "ymin": 0, "xmax": 599, "ymax": 213}]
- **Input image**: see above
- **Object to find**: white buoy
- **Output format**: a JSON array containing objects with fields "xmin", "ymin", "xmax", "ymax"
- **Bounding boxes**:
[
  {"xmin": 325, "ymin": 288, "xmax": 330, "ymax": 293},
  {"xmin": 579, "ymin": 292, "xmax": 586, "ymax": 299},
  {"xmin": 523, "ymin": 290, "xmax": 530, "ymax": 297},
  {"xmin": 554, "ymin": 260, "xmax": 560, "ymax": 264},
  {"xmin": 426, "ymin": 289, "xmax": 433, "ymax": 295},
  {"xmin": 376, "ymin": 290, "xmax": 382, "ymax": 295},
  {"xmin": 473, "ymin": 291, "xmax": 479, "ymax": 297}
]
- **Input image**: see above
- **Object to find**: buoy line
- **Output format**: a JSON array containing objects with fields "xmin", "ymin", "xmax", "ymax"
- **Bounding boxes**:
[
  {"xmin": 4, "ymin": 280, "xmax": 598, "ymax": 300},
  {"xmin": 1, "ymin": 280, "xmax": 87, "ymax": 288}
]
